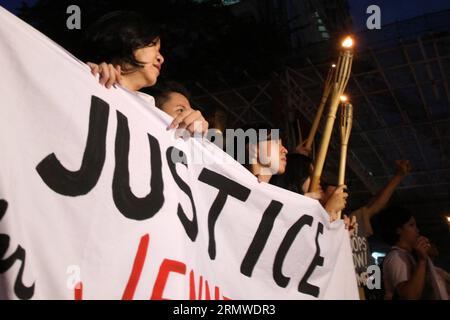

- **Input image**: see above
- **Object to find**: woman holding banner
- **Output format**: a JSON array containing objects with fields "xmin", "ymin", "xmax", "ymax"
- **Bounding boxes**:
[{"xmin": 83, "ymin": 11, "xmax": 209, "ymax": 135}]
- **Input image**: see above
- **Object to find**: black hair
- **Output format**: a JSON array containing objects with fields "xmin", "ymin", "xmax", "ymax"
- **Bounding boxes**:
[
  {"xmin": 83, "ymin": 11, "xmax": 161, "ymax": 69},
  {"xmin": 321, "ymin": 180, "xmax": 337, "ymax": 190},
  {"xmin": 379, "ymin": 206, "xmax": 415, "ymax": 245},
  {"xmin": 150, "ymin": 81, "xmax": 192, "ymax": 109},
  {"xmin": 270, "ymin": 153, "xmax": 312, "ymax": 194},
  {"xmin": 240, "ymin": 122, "xmax": 281, "ymax": 142}
]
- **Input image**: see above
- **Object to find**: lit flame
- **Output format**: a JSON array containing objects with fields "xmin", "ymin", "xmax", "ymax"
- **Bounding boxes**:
[
  {"xmin": 342, "ymin": 36, "xmax": 354, "ymax": 48},
  {"xmin": 447, "ymin": 216, "xmax": 450, "ymax": 223},
  {"xmin": 340, "ymin": 95, "xmax": 348, "ymax": 102},
  {"xmin": 332, "ymin": 63, "xmax": 336, "ymax": 68}
]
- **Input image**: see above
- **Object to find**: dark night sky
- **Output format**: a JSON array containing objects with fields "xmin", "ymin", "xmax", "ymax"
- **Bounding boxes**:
[
  {"xmin": 2, "ymin": 0, "xmax": 450, "ymax": 28},
  {"xmin": 0, "ymin": 0, "xmax": 38, "ymax": 13},
  {"xmin": 348, "ymin": 0, "xmax": 450, "ymax": 31}
]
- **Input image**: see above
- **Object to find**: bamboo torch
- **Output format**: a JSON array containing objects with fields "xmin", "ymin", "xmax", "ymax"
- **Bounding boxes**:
[
  {"xmin": 337, "ymin": 95, "xmax": 353, "ymax": 220},
  {"xmin": 309, "ymin": 36, "xmax": 354, "ymax": 192},
  {"xmin": 304, "ymin": 63, "xmax": 336, "ymax": 153}
]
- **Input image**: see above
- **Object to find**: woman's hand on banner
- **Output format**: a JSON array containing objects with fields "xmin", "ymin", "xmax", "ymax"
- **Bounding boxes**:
[
  {"xmin": 87, "ymin": 62, "xmax": 123, "ymax": 88},
  {"xmin": 168, "ymin": 109, "xmax": 209, "ymax": 136}
]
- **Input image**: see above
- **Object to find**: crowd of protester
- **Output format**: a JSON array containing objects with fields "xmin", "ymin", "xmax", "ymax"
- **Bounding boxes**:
[{"xmin": 83, "ymin": 11, "xmax": 449, "ymax": 300}]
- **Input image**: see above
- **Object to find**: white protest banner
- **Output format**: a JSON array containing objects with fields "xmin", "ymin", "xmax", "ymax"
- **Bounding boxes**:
[{"xmin": 0, "ymin": 6, "xmax": 358, "ymax": 300}]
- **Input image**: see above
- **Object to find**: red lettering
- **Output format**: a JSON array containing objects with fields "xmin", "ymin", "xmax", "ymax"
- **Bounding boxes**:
[
  {"xmin": 188, "ymin": 270, "xmax": 226, "ymax": 300},
  {"xmin": 70, "ymin": 234, "xmax": 232, "ymax": 300},
  {"xmin": 189, "ymin": 270, "xmax": 196, "ymax": 300},
  {"xmin": 74, "ymin": 282, "xmax": 83, "ymax": 300},
  {"xmin": 205, "ymin": 280, "xmax": 211, "ymax": 300},
  {"xmin": 199, "ymin": 275, "xmax": 203, "ymax": 300},
  {"xmin": 150, "ymin": 259, "xmax": 186, "ymax": 300},
  {"xmin": 215, "ymin": 286, "xmax": 220, "ymax": 300},
  {"xmin": 122, "ymin": 234, "xmax": 150, "ymax": 300}
]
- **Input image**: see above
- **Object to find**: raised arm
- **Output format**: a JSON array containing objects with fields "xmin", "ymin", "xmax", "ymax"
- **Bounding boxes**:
[{"xmin": 366, "ymin": 160, "xmax": 411, "ymax": 218}]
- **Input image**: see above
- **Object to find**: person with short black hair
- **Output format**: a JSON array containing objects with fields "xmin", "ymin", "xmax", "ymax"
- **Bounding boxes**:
[
  {"xmin": 152, "ymin": 81, "xmax": 194, "ymax": 118},
  {"xmin": 83, "ymin": 11, "xmax": 208, "ymax": 135},
  {"xmin": 83, "ymin": 11, "xmax": 163, "ymax": 90},
  {"xmin": 321, "ymin": 160, "xmax": 411, "ymax": 299},
  {"xmin": 235, "ymin": 123, "xmax": 287, "ymax": 184},
  {"xmin": 381, "ymin": 206, "xmax": 448, "ymax": 300}
]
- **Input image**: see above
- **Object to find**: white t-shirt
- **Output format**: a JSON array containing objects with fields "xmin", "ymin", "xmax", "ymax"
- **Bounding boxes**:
[
  {"xmin": 383, "ymin": 247, "xmax": 437, "ymax": 300},
  {"xmin": 136, "ymin": 91, "xmax": 156, "ymax": 105}
]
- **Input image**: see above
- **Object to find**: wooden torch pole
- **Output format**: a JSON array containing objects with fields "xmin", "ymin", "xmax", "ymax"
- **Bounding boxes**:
[
  {"xmin": 304, "ymin": 63, "xmax": 336, "ymax": 152},
  {"xmin": 337, "ymin": 100, "xmax": 353, "ymax": 220},
  {"xmin": 309, "ymin": 36, "xmax": 354, "ymax": 192}
]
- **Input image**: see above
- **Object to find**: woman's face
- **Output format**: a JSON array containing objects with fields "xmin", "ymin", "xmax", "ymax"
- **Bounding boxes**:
[
  {"xmin": 277, "ymin": 141, "xmax": 288, "ymax": 174},
  {"xmin": 160, "ymin": 92, "xmax": 192, "ymax": 118},
  {"xmin": 131, "ymin": 38, "xmax": 164, "ymax": 88}
]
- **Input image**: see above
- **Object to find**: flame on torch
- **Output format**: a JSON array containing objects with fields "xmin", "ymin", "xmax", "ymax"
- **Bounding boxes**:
[{"xmin": 342, "ymin": 36, "xmax": 354, "ymax": 49}]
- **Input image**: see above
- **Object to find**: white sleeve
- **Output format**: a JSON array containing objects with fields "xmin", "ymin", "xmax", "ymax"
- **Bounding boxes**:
[{"xmin": 384, "ymin": 251, "xmax": 411, "ymax": 290}]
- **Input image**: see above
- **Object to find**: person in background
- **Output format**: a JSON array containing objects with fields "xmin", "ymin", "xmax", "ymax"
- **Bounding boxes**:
[
  {"xmin": 152, "ymin": 81, "xmax": 195, "ymax": 118},
  {"xmin": 152, "ymin": 81, "xmax": 221, "ymax": 140},
  {"xmin": 320, "ymin": 160, "xmax": 411, "ymax": 299},
  {"xmin": 428, "ymin": 243, "xmax": 450, "ymax": 298},
  {"xmin": 381, "ymin": 206, "xmax": 448, "ymax": 300},
  {"xmin": 353, "ymin": 160, "xmax": 411, "ymax": 299},
  {"xmin": 83, "ymin": 11, "xmax": 208, "ymax": 135}
]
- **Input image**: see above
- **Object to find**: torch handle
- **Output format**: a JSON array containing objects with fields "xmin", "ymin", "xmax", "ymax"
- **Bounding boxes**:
[
  {"xmin": 338, "ymin": 144, "xmax": 348, "ymax": 186},
  {"xmin": 305, "ymin": 90, "xmax": 330, "ymax": 150},
  {"xmin": 337, "ymin": 103, "xmax": 353, "ymax": 220},
  {"xmin": 337, "ymin": 144, "xmax": 347, "ymax": 220},
  {"xmin": 336, "ymin": 144, "xmax": 349, "ymax": 221},
  {"xmin": 305, "ymin": 66, "xmax": 335, "ymax": 151},
  {"xmin": 309, "ymin": 52, "xmax": 353, "ymax": 193},
  {"xmin": 309, "ymin": 88, "xmax": 341, "ymax": 192}
]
